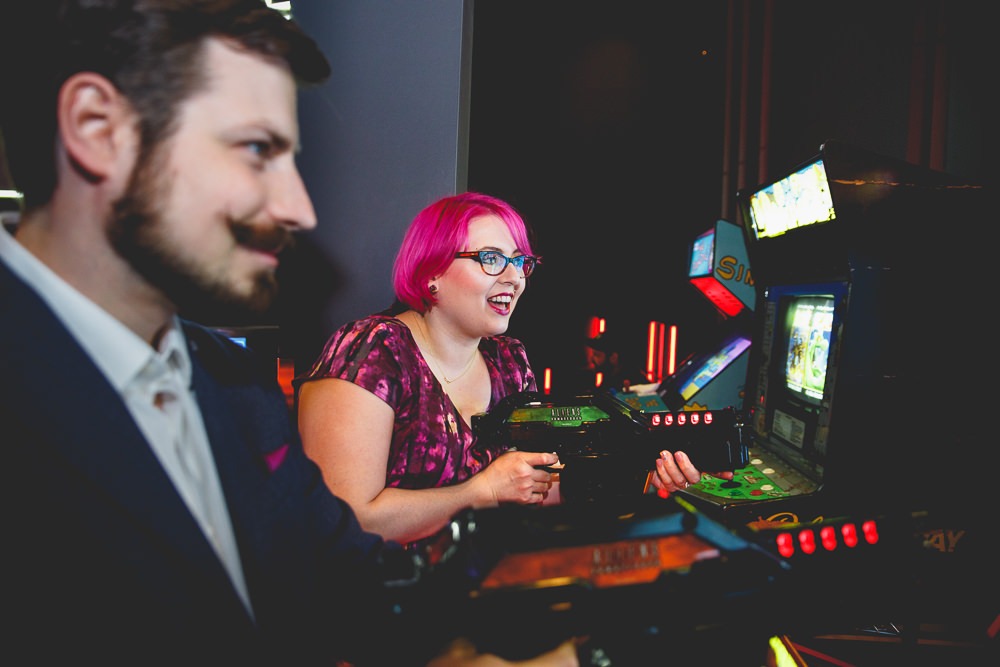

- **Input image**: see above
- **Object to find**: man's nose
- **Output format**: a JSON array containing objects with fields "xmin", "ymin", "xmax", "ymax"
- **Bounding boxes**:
[{"xmin": 269, "ymin": 165, "xmax": 317, "ymax": 231}]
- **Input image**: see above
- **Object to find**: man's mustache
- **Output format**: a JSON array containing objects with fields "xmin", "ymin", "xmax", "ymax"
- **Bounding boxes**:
[{"xmin": 229, "ymin": 220, "xmax": 295, "ymax": 255}]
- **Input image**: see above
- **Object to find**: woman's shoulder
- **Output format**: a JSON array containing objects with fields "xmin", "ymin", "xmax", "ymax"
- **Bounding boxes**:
[
  {"xmin": 337, "ymin": 313, "xmax": 411, "ymax": 342},
  {"xmin": 297, "ymin": 313, "xmax": 417, "ymax": 384}
]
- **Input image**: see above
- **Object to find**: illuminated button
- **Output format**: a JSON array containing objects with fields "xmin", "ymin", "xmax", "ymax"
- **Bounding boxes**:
[
  {"xmin": 678, "ymin": 414, "xmax": 687, "ymax": 425},
  {"xmin": 798, "ymin": 529, "xmax": 816, "ymax": 554},
  {"xmin": 651, "ymin": 414, "xmax": 662, "ymax": 426},
  {"xmin": 704, "ymin": 412, "xmax": 713, "ymax": 424},
  {"xmin": 820, "ymin": 526, "xmax": 837, "ymax": 551},
  {"xmin": 862, "ymin": 520, "xmax": 879, "ymax": 544},
  {"xmin": 777, "ymin": 533, "xmax": 794, "ymax": 558},
  {"xmin": 691, "ymin": 413, "xmax": 700, "ymax": 425},
  {"xmin": 841, "ymin": 523, "xmax": 858, "ymax": 547},
  {"xmin": 663, "ymin": 414, "xmax": 674, "ymax": 426}
]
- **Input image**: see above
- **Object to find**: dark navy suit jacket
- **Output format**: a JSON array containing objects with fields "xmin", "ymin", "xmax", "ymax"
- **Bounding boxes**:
[{"xmin": 1, "ymin": 261, "xmax": 393, "ymax": 664}]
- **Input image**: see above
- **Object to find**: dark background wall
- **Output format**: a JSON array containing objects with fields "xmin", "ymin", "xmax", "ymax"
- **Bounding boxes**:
[
  {"xmin": 279, "ymin": 0, "xmax": 474, "ymax": 371},
  {"xmin": 463, "ymin": 0, "xmax": 990, "ymax": 392},
  {"xmin": 2, "ymin": 1, "xmax": 988, "ymax": 384}
]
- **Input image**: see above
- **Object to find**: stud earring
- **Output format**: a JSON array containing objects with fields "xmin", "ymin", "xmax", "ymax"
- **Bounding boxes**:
[{"xmin": 429, "ymin": 284, "xmax": 438, "ymax": 294}]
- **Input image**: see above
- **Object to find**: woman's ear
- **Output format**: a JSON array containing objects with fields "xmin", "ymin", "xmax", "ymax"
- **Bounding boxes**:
[{"xmin": 56, "ymin": 71, "xmax": 137, "ymax": 184}]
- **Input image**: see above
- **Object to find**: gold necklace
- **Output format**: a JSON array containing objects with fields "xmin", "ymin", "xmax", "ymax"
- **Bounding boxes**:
[
  {"xmin": 433, "ymin": 349, "xmax": 478, "ymax": 384},
  {"xmin": 414, "ymin": 315, "xmax": 479, "ymax": 384}
]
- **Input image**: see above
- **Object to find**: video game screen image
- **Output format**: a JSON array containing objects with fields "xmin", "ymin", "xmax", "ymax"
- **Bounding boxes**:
[
  {"xmin": 782, "ymin": 296, "xmax": 834, "ymax": 404},
  {"xmin": 688, "ymin": 229, "xmax": 715, "ymax": 277},
  {"xmin": 679, "ymin": 335, "xmax": 752, "ymax": 401},
  {"xmin": 748, "ymin": 159, "xmax": 836, "ymax": 240}
]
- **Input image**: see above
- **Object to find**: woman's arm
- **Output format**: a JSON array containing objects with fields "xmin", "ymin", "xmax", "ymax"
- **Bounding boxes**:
[{"xmin": 298, "ymin": 378, "xmax": 556, "ymax": 544}]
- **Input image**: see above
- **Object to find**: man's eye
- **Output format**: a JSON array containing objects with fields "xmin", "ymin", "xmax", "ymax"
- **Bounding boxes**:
[{"xmin": 245, "ymin": 141, "xmax": 272, "ymax": 158}]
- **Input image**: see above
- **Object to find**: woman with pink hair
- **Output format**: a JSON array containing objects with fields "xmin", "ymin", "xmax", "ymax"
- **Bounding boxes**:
[
  {"xmin": 296, "ymin": 193, "xmax": 557, "ymax": 544},
  {"xmin": 296, "ymin": 192, "xmax": 708, "ymax": 544}
]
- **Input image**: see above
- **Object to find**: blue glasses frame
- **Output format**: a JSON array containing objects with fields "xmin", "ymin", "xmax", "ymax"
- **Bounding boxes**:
[{"xmin": 454, "ymin": 250, "xmax": 540, "ymax": 277}]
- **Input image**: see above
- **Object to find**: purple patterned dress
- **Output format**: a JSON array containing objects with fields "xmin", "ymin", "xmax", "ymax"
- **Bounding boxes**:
[{"xmin": 295, "ymin": 314, "xmax": 536, "ymax": 490}]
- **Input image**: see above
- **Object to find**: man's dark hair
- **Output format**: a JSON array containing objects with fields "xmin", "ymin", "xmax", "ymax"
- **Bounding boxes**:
[{"xmin": 0, "ymin": 0, "xmax": 330, "ymax": 210}]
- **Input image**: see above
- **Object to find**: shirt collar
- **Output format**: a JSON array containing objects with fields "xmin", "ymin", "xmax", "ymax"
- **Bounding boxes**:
[{"xmin": 0, "ymin": 225, "xmax": 192, "ymax": 393}]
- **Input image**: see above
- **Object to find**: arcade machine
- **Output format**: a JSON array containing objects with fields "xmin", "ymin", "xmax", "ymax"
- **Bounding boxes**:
[
  {"xmin": 451, "ymin": 142, "xmax": 995, "ymax": 660},
  {"xmin": 619, "ymin": 219, "xmax": 754, "ymax": 414},
  {"xmin": 679, "ymin": 140, "xmax": 992, "ymax": 527},
  {"xmin": 664, "ymin": 219, "xmax": 755, "ymax": 411},
  {"xmin": 667, "ymin": 141, "xmax": 996, "ymax": 660}
]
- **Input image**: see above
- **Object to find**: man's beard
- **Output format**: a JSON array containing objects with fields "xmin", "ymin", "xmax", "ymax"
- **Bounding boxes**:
[{"xmin": 107, "ymin": 148, "xmax": 293, "ymax": 325}]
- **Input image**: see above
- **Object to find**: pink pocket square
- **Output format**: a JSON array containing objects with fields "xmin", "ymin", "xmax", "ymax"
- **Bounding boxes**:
[{"xmin": 264, "ymin": 443, "xmax": 290, "ymax": 473}]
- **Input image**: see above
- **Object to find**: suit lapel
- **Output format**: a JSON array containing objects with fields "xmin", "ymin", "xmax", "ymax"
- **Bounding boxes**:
[
  {"xmin": 1, "ymin": 265, "xmax": 234, "ymax": 590},
  {"xmin": 184, "ymin": 328, "xmax": 280, "ymax": 589}
]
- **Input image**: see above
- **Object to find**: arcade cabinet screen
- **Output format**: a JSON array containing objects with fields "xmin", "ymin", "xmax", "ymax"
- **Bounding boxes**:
[
  {"xmin": 679, "ymin": 335, "xmax": 752, "ymax": 401},
  {"xmin": 782, "ymin": 296, "xmax": 834, "ymax": 406},
  {"xmin": 689, "ymin": 229, "xmax": 715, "ymax": 277},
  {"xmin": 748, "ymin": 159, "xmax": 835, "ymax": 240}
]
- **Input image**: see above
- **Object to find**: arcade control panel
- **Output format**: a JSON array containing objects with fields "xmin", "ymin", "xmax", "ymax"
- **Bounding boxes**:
[
  {"xmin": 472, "ymin": 392, "xmax": 750, "ymax": 502},
  {"xmin": 686, "ymin": 446, "xmax": 819, "ymax": 504},
  {"xmin": 617, "ymin": 391, "xmax": 822, "ymax": 520}
]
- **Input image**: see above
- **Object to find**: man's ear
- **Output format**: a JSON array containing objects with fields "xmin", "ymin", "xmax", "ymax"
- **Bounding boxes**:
[{"xmin": 56, "ymin": 72, "xmax": 137, "ymax": 183}]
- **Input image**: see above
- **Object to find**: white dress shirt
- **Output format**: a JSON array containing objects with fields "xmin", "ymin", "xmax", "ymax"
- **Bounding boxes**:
[{"xmin": 0, "ymin": 226, "xmax": 253, "ymax": 617}]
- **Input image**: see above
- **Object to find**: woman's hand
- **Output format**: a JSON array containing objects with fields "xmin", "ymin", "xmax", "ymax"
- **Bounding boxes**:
[
  {"xmin": 650, "ymin": 450, "xmax": 734, "ymax": 495},
  {"xmin": 474, "ymin": 450, "xmax": 559, "ymax": 506}
]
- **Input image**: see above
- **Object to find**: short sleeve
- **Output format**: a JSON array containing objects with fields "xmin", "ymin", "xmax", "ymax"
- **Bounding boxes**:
[{"xmin": 294, "ymin": 317, "xmax": 417, "ymax": 412}]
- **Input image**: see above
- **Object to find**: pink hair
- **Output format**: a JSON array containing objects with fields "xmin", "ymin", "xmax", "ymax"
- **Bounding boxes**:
[{"xmin": 392, "ymin": 193, "xmax": 535, "ymax": 313}]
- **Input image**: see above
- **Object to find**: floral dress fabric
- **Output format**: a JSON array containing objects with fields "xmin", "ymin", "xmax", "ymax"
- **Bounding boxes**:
[{"xmin": 295, "ymin": 314, "xmax": 536, "ymax": 490}]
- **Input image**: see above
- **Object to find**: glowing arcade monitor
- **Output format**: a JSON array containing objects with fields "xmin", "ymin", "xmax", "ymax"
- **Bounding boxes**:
[
  {"xmin": 651, "ymin": 220, "xmax": 754, "ymax": 412},
  {"xmin": 745, "ymin": 159, "xmax": 835, "ymax": 241},
  {"xmin": 680, "ymin": 140, "xmax": 988, "ymax": 523},
  {"xmin": 688, "ymin": 219, "xmax": 754, "ymax": 317}
]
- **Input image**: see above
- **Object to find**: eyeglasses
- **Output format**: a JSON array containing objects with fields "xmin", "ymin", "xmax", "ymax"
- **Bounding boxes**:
[{"xmin": 454, "ymin": 250, "xmax": 540, "ymax": 277}]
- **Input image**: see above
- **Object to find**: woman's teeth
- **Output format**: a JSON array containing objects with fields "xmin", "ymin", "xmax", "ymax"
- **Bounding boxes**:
[{"xmin": 488, "ymin": 295, "xmax": 512, "ymax": 307}]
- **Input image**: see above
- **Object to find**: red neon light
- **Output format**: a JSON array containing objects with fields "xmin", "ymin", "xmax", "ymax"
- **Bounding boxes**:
[
  {"xmin": 862, "ymin": 521, "xmax": 879, "ymax": 544},
  {"xmin": 647, "ymin": 321, "xmax": 656, "ymax": 381},
  {"xmin": 690, "ymin": 276, "xmax": 745, "ymax": 317},
  {"xmin": 657, "ymin": 323, "xmax": 665, "ymax": 381},
  {"xmin": 595, "ymin": 372, "xmax": 603, "ymax": 388},
  {"xmin": 820, "ymin": 526, "xmax": 837, "ymax": 551},
  {"xmin": 777, "ymin": 533, "xmax": 795, "ymax": 558},
  {"xmin": 588, "ymin": 317, "xmax": 603, "ymax": 338},
  {"xmin": 668, "ymin": 325, "xmax": 677, "ymax": 376},
  {"xmin": 543, "ymin": 368, "xmax": 552, "ymax": 395},
  {"xmin": 841, "ymin": 523, "xmax": 858, "ymax": 548},
  {"xmin": 798, "ymin": 529, "xmax": 817, "ymax": 555}
]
